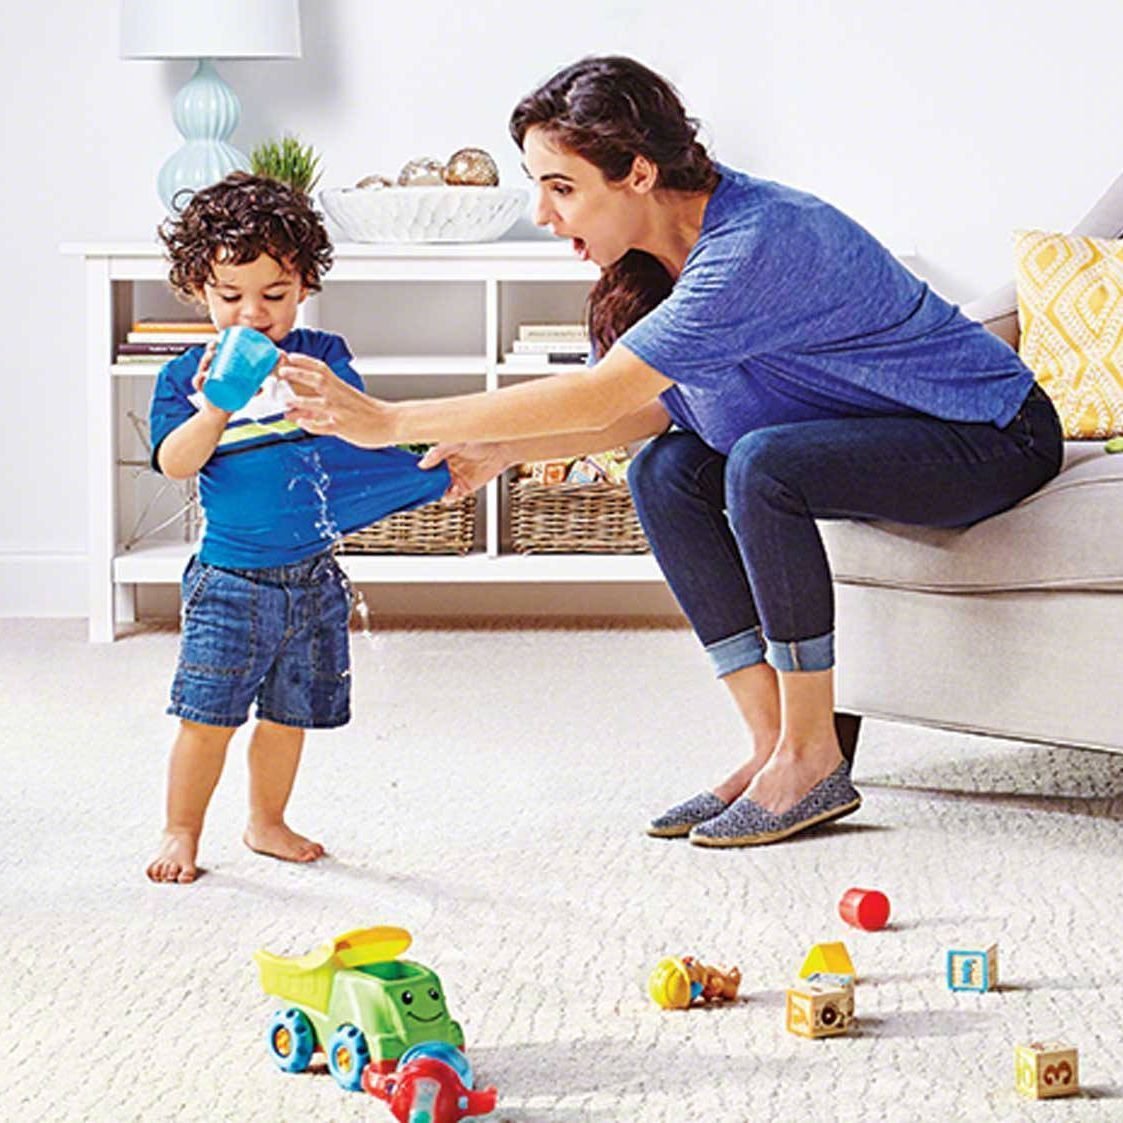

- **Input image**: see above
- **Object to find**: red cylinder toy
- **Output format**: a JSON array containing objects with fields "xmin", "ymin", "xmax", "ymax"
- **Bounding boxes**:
[{"xmin": 839, "ymin": 887, "xmax": 890, "ymax": 931}]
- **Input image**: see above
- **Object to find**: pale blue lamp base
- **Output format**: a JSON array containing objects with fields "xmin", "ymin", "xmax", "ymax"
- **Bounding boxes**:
[{"xmin": 158, "ymin": 58, "xmax": 250, "ymax": 213}]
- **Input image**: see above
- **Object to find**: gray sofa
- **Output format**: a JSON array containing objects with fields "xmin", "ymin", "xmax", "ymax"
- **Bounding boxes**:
[{"xmin": 826, "ymin": 174, "xmax": 1123, "ymax": 755}]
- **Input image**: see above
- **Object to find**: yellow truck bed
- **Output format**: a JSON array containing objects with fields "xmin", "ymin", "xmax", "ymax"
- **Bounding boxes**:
[{"xmin": 254, "ymin": 926, "xmax": 412, "ymax": 1012}]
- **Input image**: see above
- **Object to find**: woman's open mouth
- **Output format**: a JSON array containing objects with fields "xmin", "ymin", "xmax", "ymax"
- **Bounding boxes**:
[{"xmin": 572, "ymin": 237, "xmax": 589, "ymax": 261}]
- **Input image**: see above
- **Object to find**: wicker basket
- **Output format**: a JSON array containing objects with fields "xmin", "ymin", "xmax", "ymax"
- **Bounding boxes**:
[
  {"xmin": 340, "ymin": 494, "xmax": 477, "ymax": 555},
  {"xmin": 509, "ymin": 478, "xmax": 649, "ymax": 554}
]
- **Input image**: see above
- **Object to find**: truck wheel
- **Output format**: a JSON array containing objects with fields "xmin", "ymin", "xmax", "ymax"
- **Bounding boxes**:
[
  {"xmin": 327, "ymin": 1023, "xmax": 372, "ymax": 1092},
  {"xmin": 266, "ymin": 1008, "xmax": 315, "ymax": 1073}
]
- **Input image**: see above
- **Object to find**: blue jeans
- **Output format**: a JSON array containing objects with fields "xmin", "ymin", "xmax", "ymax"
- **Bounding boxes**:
[
  {"xmin": 169, "ymin": 550, "xmax": 352, "ymax": 728},
  {"xmin": 628, "ymin": 384, "xmax": 1063, "ymax": 675}
]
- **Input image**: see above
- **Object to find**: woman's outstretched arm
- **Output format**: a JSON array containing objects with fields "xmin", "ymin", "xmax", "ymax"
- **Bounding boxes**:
[
  {"xmin": 421, "ymin": 399, "xmax": 673, "ymax": 498},
  {"xmin": 279, "ymin": 343, "xmax": 673, "ymax": 448}
]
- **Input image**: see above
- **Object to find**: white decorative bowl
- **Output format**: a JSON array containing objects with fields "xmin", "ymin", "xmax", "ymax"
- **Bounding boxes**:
[{"xmin": 319, "ymin": 185, "xmax": 528, "ymax": 244}]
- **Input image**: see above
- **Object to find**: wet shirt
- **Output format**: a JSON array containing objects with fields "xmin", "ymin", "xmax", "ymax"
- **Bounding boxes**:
[
  {"xmin": 149, "ymin": 328, "xmax": 449, "ymax": 568},
  {"xmin": 619, "ymin": 165, "xmax": 1034, "ymax": 453}
]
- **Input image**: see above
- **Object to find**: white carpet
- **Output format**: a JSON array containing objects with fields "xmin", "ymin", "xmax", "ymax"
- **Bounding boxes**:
[{"xmin": 1, "ymin": 619, "xmax": 1121, "ymax": 1122}]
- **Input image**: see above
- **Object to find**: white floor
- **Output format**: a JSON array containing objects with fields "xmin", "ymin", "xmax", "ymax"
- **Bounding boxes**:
[{"xmin": 1, "ymin": 619, "xmax": 1121, "ymax": 1122}]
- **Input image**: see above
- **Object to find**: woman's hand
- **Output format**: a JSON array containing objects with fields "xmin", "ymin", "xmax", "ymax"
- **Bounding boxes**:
[
  {"xmin": 419, "ymin": 442, "xmax": 513, "ymax": 500},
  {"xmin": 279, "ymin": 352, "xmax": 397, "ymax": 447}
]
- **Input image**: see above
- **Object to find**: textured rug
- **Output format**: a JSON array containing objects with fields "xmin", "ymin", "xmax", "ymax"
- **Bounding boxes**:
[{"xmin": 1, "ymin": 619, "xmax": 1121, "ymax": 1122}]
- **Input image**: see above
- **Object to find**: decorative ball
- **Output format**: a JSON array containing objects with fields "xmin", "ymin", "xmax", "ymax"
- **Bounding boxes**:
[
  {"xmin": 443, "ymin": 147, "xmax": 500, "ymax": 187},
  {"xmin": 397, "ymin": 157, "xmax": 446, "ymax": 187},
  {"xmin": 355, "ymin": 174, "xmax": 393, "ymax": 190}
]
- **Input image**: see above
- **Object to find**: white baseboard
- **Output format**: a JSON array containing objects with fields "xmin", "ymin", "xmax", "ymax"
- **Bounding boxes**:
[{"xmin": 0, "ymin": 552, "xmax": 87, "ymax": 616}]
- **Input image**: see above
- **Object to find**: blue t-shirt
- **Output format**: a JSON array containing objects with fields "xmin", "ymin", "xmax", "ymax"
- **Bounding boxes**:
[
  {"xmin": 149, "ymin": 328, "xmax": 451, "ymax": 568},
  {"xmin": 619, "ymin": 165, "xmax": 1034, "ymax": 453}
]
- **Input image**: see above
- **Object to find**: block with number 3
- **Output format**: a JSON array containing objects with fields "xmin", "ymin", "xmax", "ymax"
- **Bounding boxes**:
[{"xmin": 1015, "ymin": 1041, "xmax": 1079, "ymax": 1099}]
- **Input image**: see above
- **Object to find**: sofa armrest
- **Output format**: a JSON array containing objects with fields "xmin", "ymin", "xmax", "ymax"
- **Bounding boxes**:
[{"xmin": 962, "ymin": 282, "xmax": 1019, "ymax": 348}]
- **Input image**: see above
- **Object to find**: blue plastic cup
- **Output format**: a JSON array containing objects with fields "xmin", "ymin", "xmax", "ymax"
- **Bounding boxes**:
[{"xmin": 204, "ymin": 326, "xmax": 280, "ymax": 411}]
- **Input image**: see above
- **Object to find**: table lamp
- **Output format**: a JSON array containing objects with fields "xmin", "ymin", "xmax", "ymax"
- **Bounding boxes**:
[{"xmin": 120, "ymin": 0, "xmax": 302, "ymax": 212}]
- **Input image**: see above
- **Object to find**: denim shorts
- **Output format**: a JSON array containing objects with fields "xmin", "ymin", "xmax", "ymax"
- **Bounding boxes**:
[{"xmin": 169, "ymin": 550, "xmax": 352, "ymax": 729}]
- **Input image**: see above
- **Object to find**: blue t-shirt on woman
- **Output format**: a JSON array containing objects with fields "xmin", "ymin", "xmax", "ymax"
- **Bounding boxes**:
[
  {"xmin": 149, "ymin": 328, "xmax": 450, "ymax": 569},
  {"xmin": 619, "ymin": 165, "xmax": 1034, "ymax": 454}
]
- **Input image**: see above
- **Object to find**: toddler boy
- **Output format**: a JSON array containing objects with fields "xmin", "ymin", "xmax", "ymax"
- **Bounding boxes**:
[{"xmin": 146, "ymin": 173, "xmax": 448, "ymax": 883}]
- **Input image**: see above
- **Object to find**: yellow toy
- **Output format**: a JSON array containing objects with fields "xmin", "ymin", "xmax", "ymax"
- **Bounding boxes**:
[
  {"xmin": 647, "ymin": 955, "xmax": 741, "ymax": 1009},
  {"xmin": 1015, "ymin": 1041, "xmax": 1079, "ymax": 1099},
  {"xmin": 799, "ymin": 941, "xmax": 856, "ymax": 980}
]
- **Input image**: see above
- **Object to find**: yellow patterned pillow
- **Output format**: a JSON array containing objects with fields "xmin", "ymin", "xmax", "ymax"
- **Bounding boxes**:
[{"xmin": 1015, "ymin": 229, "xmax": 1123, "ymax": 438}]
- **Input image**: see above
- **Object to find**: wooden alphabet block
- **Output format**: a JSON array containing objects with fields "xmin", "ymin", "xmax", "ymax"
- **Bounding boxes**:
[
  {"xmin": 1015, "ymin": 1041, "xmax": 1079, "ymax": 1099},
  {"xmin": 946, "ymin": 944, "xmax": 998, "ymax": 992},
  {"xmin": 785, "ymin": 982, "xmax": 854, "ymax": 1039}
]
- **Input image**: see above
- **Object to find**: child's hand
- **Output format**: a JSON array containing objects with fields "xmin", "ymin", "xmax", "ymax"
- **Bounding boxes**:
[
  {"xmin": 191, "ymin": 340, "xmax": 230, "ymax": 417},
  {"xmin": 194, "ymin": 338, "xmax": 217, "ymax": 382}
]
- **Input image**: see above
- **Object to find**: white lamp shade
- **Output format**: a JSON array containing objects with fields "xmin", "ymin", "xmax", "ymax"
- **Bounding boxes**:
[{"xmin": 120, "ymin": 0, "xmax": 302, "ymax": 59}]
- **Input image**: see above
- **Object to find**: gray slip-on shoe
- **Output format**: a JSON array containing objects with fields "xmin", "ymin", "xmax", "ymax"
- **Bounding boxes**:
[
  {"xmin": 646, "ymin": 791, "xmax": 728, "ymax": 838},
  {"xmin": 689, "ymin": 761, "xmax": 861, "ymax": 848}
]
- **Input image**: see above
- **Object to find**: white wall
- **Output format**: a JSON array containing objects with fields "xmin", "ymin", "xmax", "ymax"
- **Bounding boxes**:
[{"xmin": 2, "ymin": 0, "xmax": 1121, "ymax": 617}]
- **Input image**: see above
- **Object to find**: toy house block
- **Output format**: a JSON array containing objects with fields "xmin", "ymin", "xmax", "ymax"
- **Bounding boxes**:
[
  {"xmin": 785, "ymin": 982, "xmax": 854, "ymax": 1039},
  {"xmin": 804, "ymin": 971, "xmax": 854, "ymax": 999},
  {"xmin": 800, "ymin": 941, "xmax": 855, "ymax": 980},
  {"xmin": 946, "ymin": 944, "xmax": 998, "ymax": 992},
  {"xmin": 1015, "ymin": 1041, "xmax": 1079, "ymax": 1099}
]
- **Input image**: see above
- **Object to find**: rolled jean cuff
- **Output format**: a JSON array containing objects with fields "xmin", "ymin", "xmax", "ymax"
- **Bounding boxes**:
[
  {"xmin": 705, "ymin": 626, "xmax": 766, "ymax": 677},
  {"xmin": 765, "ymin": 631, "xmax": 835, "ymax": 673}
]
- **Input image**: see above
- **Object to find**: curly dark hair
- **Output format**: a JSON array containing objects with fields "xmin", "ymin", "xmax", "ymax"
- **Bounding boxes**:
[
  {"xmin": 158, "ymin": 172, "xmax": 334, "ymax": 299},
  {"xmin": 510, "ymin": 56, "xmax": 717, "ymax": 357}
]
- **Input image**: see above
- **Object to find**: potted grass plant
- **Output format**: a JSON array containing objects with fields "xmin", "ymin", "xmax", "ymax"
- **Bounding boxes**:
[{"xmin": 249, "ymin": 135, "xmax": 322, "ymax": 196}]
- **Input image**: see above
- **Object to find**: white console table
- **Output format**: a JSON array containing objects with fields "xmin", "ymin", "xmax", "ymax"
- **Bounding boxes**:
[{"xmin": 62, "ymin": 241, "xmax": 663, "ymax": 641}]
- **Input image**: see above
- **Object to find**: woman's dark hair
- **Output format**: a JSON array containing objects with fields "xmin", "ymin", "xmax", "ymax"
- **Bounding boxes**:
[
  {"xmin": 510, "ymin": 56, "xmax": 717, "ymax": 354},
  {"xmin": 158, "ymin": 172, "xmax": 334, "ymax": 299}
]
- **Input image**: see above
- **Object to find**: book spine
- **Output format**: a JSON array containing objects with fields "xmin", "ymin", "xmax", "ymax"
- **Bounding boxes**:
[
  {"xmin": 545, "ymin": 352, "xmax": 589, "ymax": 364},
  {"xmin": 518, "ymin": 324, "xmax": 588, "ymax": 342},
  {"xmin": 126, "ymin": 331, "xmax": 216, "ymax": 344},
  {"xmin": 512, "ymin": 339, "xmax": 591, "ymax": 354},
  {"xmin": 117, "ymin": 342, "xmax": 198, "ymax": 355},
  {"xmin": 131, "ymin": 321, "xmax": 216, "ymax": 333},
  {"xmin": 504, "ymin": 352, "xmax": 589, "ymax": 365}
]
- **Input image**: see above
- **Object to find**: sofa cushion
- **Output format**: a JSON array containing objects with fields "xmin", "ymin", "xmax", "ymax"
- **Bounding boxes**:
[
  {"xmin": 820, "ymin": 443, "xmax": 1123, "ymax": 593},
  {"xmin": 1015, "ymin": 229, "xmax": 1123, "ymax": 438}
]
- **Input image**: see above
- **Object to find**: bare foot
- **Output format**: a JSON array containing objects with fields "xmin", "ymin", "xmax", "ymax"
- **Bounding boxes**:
[
  {"xmin": 146, "ymin": 829, "xmax": 201, "ymax": 884},
  {"xmin": 742, "ymin": 746, "xmax": 844, "ymax": 816},
  {"xmin": 243, "ymin": 821, "xmax": 325, "ymax": 863}
]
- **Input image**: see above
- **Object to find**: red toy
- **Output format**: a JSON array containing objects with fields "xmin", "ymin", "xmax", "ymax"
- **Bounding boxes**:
[
  {"xmin": 363, "ymin": 1053, "xmax": 497, "ymax": 1122},
  {"xmin": 838, "ymin": 887, "xmax": 891, "ymax": 931}
]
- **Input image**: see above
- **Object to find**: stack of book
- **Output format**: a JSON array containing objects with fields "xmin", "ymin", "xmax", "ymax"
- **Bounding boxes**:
[
  {"xmin": 114, "ymin": 319, "xmax": 216, "ymax": 365},
  {"xmin": 503, "ymin": 323, "xmax": 590, "ymax": 367}
]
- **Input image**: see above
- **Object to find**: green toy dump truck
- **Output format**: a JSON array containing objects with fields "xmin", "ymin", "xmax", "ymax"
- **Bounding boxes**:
[{"xmin": 254, "ymin": 925, "xmax": 466, "ymax": 1092}]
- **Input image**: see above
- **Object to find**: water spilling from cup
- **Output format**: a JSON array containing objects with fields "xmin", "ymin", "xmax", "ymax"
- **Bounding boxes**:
[{"xmin": 288, "ymin": 445, "xmax": 379, "ymax": 650}]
